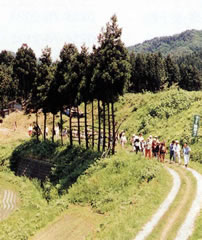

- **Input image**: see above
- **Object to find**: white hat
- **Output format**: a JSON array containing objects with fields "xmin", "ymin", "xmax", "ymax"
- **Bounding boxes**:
[{"xmin": 176, "ymin": 140, "xmax": 179, "ymax": 143}]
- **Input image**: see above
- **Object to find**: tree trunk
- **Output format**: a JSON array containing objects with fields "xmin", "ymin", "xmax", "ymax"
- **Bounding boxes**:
[
  {"xmin": 36, "ymin": 112, "xmax": 39, "ymax": 142},
  {"xmin": 77, "ymin": 106, "xmax": 81, "ymax": 145},
  {"xmin": 69, "ymin": 107, "xmax": 73, "ymax": 146},
  {"xmin": 107, "ymin": 102, "xmax": 111, "ymax": 151},
  {"xmin": 98, "ymin": 100, "xmax": 101, "ymax": 152},
  {"xmin": 84, "ymin": 102, "xmax": 88, "ymax": 149},
  {"xmin": 102, "ymin": 101, "xmax": 106, "ymax": 152},
  {"xmin": 43, "ymin": 112, "xmax": 47, "ymax": 141},
  {"xmin": 52, "ymin": 114, "xmax": 55, "ymax": 143},
  {"xmin": 92, "ymin": 101, "xmax": 94, "ymax": 148},
  {"xmin": 60, "ymin": 110, "xmax": 63, "ymax": 145},
  {"xmin": 111, "ymin": 102, "xmax": 116, "ymax": 154}
]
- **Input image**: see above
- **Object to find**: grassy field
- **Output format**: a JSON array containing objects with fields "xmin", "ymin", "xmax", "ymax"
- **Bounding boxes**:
[{"xmin": 1, "ymin": 89, "xmax": 202, "ymax": 239}]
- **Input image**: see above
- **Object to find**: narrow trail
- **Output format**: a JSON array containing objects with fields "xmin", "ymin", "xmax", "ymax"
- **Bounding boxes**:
[
  {"xmin": 134, "ymin": 167, "xmax": 181, "ymax": 240},
  {"xmin": 159, "ymin": 167, "xmax": 192, "ymax": 240},
  {"xmin": 134, "ymin": 165, "xmax": 202, "ymax": 240},
  {"xmin": 175, "ymin": 167, "xmax": 202, "ymax": 240},
  {"xmin": 0, "ymin": 189, "xmax": 17, "ymax": 221}
]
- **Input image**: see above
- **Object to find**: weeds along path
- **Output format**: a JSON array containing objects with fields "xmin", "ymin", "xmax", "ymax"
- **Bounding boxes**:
[
  {"xmin": 134, "ymin": 167, "xmax": 181, "ymax": 240},
  {"xmin": 0, "ymin": 189, "xmax": 17, "ymax": 221},
  {"xmin": 175, "ymin": 167, "xmax": 202, "ymax": 240}
]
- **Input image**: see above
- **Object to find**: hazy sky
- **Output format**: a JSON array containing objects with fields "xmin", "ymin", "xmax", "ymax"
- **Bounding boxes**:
[{"xmin": 1, "ymin": 0, "xmax": 202, "ymax": 59}]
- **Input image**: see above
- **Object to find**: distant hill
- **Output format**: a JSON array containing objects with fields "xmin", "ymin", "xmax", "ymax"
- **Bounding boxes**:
[{"xmin": 128, "ymin": 29, "xmax": 202, "ymax": 56}]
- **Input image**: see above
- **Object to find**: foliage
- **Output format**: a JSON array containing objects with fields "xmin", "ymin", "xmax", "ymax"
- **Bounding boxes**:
[
  {"xmin": 13, "ymin": 43, "xmax": 37, "ymax": 100},
  {"xmin": 115, "ymin": 89, "xmax": 202, "ymax": 163},
  {"xmin": 92, "ymin": 15, "xmax": 131, "ymax": 103}
]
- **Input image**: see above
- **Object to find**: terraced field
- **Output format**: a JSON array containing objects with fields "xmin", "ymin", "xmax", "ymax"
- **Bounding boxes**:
[{"xmin": 0, "ymin": 189, "xmax": 17, "ymax": 221}]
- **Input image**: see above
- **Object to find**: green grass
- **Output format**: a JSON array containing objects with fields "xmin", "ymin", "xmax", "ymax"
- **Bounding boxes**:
[
  {"xmin": 67, "ymin": 150, "xmax": 172, "ymax": 239},
  {"xmin": 1, "ymin": 89, "xmax": 202, "ymax": 239},
  {"xmin": 0, "ymin": 171, "xmax": 68, "ymax": 240}
]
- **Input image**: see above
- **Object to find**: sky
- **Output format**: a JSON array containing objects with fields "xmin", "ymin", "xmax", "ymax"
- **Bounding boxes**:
[{"xmin": 1, "ymin": 0, "xmax": 202, "ymax": 59}]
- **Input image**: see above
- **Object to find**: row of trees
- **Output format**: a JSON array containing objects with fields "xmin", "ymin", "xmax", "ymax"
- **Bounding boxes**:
[
  {"xmin": 0, "ymin": 15, "xmax": 202, "ymax": 153},
  {"xmin": 129, "ymin": 52, "xmax": 202, "ymax": 93},
  {"xmin": 0, "ymin": 15, "xmax": 131, "ymax": 154}
]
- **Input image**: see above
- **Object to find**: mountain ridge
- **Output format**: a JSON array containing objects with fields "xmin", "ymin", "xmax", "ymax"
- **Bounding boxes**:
[{"xmin": 128, "ymin": 29, "xmax": 202, "ymax": 56}]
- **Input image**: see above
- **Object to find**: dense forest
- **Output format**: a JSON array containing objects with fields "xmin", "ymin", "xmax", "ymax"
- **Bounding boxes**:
[{"xmin": 0, "ymin": 16, "xmax": 202, "ymax": 153}]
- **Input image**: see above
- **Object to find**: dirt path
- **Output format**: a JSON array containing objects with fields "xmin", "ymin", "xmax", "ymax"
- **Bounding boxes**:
[
  {"xmin": 158, "ymin": 166, "xmax": 194, "ymax": 240},
  {"xmin": 175, "ymin": 167, "xmax": 202, "ymax": 240},
  {"xmin": 134, "ymin": 167, "xmax": 181, "ymax": 240},
  {"xmin": 134, "ymin": 164, "xmax": 202, "ymax": 240},
  {"xmin": 0, "ymin": 189, "xmax": 17, "ymax": 221}
]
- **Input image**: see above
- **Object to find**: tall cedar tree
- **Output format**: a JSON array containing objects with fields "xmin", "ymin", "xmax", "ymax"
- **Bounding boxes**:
[
  {"xmin": 92, "ymin": 15, "xmax": 131, "ymax": 153},
  {"xmin": 77, "ymin": 45, "xmax": 91, "ymax": 148},
  {"xmin": 0, "ymin": 65, "xmax": 14, "ymax": 110},
  {"xmin": 179, "ymin": 64, "xmax": 202, "ymax": 90},
  {"xmin": 165, "ymin": 55, "xmax": 180, "ymax": 87},
  {"xmin": 13, "ymin": 44, "xmax": 37, "ymax": 101},
  {"xmin": 55, "ymin": 43, "xmax": 79, "ymax": 145},
  {"xmin": 0, "ymin": 50, "xmax": 14, "ymax": 66},
  {"xmin": 37, "ymin": 47, "xmax": 54, "ymax": 140}
]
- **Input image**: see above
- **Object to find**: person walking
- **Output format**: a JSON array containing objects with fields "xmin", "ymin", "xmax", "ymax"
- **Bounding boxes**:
[
  {"xmin": 120, "ymin": 132, "xmax": 127, "ymax": 148},
  {"xmin": 174, "ymin": 140, "xmax": 181, "ymax": 164},
  {"xmin": 159, "ymin": 141, "xmax": 166, "ymax": 163},
  {"xmin": 183, "ymin": 143, "xmax": 191, "ymax": 167},
  {"xmin": 169, "ymin": 140, "xmax": 175, "ymax": 163},
  {"xmin": 28, "ymin": 123, "xmax": 33, "ymax": 136},
  {"xmin": 134, "ymin": 136, "xmax": 140, "ymax": 154},
  {"xmin": 145, "ymin": 136, "xmax": 152, "ymax": 159}
]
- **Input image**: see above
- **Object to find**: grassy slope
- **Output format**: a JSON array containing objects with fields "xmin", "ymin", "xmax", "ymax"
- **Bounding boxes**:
[
  {"xmin": 114, "ymin": 89, "xmax": 202, "ymax": 239},
  {"xmin": 0, "ymin": 111, "xmax": 172, "ymax": 240},
  {"xmin": 1, "ymin": 89, "xmax": 202, "ymax": 239},
  {"xmin": 68, "ymin": 150, "xmax": 172, "ymax": 240}
]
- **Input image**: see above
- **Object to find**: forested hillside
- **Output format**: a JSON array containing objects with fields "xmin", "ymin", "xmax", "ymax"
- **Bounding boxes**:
[{"xmin": 128, "ymin": 29, "xmax": 202, "ymax": 57}]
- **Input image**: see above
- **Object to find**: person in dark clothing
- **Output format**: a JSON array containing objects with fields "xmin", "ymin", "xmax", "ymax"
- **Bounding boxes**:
[{"xmin": 169, "ymin": 140, "xmax": 175, "ymax": 163}]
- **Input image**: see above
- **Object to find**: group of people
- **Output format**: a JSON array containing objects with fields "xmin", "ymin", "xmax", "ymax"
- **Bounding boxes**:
[{"xmin": 119, "ymin": 131, "xmax": 191, "ymax": 167}]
